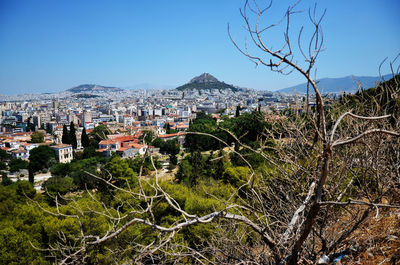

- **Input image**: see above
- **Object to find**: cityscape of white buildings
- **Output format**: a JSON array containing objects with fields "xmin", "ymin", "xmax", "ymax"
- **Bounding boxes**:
[
  {"xmin": 0, "ymin": 87, "xmax": 317, "ymax": 189},
  {"xmin": 0, "ymin": 87, "xmax": 311, "ymax": 159},
  {"xmin": 1, "ymin": 87, "xmax": 305, "ymax": 132}
]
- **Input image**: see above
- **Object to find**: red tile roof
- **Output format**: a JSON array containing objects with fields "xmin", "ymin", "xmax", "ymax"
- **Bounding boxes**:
[
  {"xmin": 12, "ymin": 132, "xmax": 30, "ymax": 136},
  {"xmin": 158, "ymin": 132, "xmax": 184, "ymax": 138},
  {"xmin": 51, "ymin": 144, "xmax": 72, "ymax": 149},
  {"xmin": 96, "ymin": 148, "xmax": 107, "ymax": 152},
  {"xmin": 99, "ymin": 140, "xmax": 118, "ymax": 145},
  {"xmin": 128, "ymin": 143, "xmax": 146, "ymax": 149},
  {"xmin": 117, "ymin": 147, "xmax": 129, "ymax": 151},
  {"xmin": 12, "ymin": 149, "xmax": 26, "ymax": 153},
  {"xmin": 112, "ymin": 135, "xmax": 138, "ymax": 142}
]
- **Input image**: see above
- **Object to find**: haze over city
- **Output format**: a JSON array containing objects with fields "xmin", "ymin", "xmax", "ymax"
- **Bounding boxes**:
[
  {"xmin": 0, "ymin": 0, "xmax": 399, "ymax": 95},
  {"xmin": 1, "ymin": 0, "xmax": 400, "ymax": 264}
]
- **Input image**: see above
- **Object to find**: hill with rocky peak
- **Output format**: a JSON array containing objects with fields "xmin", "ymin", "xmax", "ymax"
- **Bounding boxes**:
[
  {"xmin": 176, "ymin": 73, "xmax": 239, "ymax": 92},
  {"xmin": 67, "ymin": 84, "xmax": 123, "ymax": 93}
]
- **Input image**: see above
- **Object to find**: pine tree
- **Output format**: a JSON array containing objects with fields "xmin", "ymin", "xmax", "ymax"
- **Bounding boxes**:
[
  {"xmin": 69, "ymin": 122, "xmax": 77, "ymax": 149},
  {"xmin": 81, "ymin": 127, "xmax": 90, "ymax": 148},
  {"xmin": 62, "ymin": 124, "xmax": 70, "ymax": 144}
]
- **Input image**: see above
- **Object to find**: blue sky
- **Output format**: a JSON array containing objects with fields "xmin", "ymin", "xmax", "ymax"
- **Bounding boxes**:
[{"xmin": 0, "ymin": 0, "xmax": 399, "ymax": 95}]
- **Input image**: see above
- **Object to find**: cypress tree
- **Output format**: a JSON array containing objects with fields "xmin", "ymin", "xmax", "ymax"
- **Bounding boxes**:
[
  {"xmin": 62, "ymin": 124, "xmax": 70, "ymax": 144},
  {"xmin": 235, "ymin": 105, "xmax": 241, "ymax": 117},
  {"xmin": 28, "ymin": 167, "xmax": 34, "ymax": 183},
  {"xmin": 165, "ymin": 123, "xmax": 171, "ymax": 134},
  {"xmin": 69, "ymin": 122, "xmax": 77, "ymax": 149},
  {"xmin": 81, "ymin": 127, "xmax": 90, "ymax": 148},
  {"xmin": 26, "ymin": 117, "xmax": 32, "ymax": 132}
]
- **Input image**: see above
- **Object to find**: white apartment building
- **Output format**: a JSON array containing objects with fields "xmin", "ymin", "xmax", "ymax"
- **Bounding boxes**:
[{"xmin": 51, "ymin": 144, "xmax": 73, "ymax": 163}]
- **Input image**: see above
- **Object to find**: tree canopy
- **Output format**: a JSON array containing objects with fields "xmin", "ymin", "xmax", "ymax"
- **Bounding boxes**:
[
  {"xmin": 29, "ymin": 145, "xmax": 56, "ymax": 182},
  {"xmin": 30, "ymin": 131, "xmax": 44, "ymax": 143},
  {"xmin": 8, "ymin": 158, "xmax": 29, "ymax": 173}
]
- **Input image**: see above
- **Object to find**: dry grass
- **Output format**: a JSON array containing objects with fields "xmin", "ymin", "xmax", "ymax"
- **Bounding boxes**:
[{"xmin": 347, "ymin": 208, "xmax": 400, "ymax": 265}]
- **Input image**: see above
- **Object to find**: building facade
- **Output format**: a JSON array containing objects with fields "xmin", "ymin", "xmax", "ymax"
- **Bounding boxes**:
[{"xmin": 51, "ymin": 144, "xmax": 73, "ymax": 163}]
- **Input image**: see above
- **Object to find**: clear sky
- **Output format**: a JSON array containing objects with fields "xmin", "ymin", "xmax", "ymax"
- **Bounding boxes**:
[{"xmin": 0, "ymin": 0, "xmax": 399, "ymax": 95}]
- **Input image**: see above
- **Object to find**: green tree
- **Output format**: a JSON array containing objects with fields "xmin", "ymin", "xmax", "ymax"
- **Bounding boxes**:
[
  {"xmin": 168, "ymin": 154, "xmax": 178, "ymax": 169},
  {"xmin": 91, "ymin": 124, "xmax": 111, "ymax": 142},
  {"xmin": 127, "ymin": 155, "xmax": 161, "ymax": 175},
  {"xmin": 222, "ymin": 166, "xmax": 250, "ymax": 187},
  {"xmin": 160, "ymin": 139, "xmax": 180, "ymax": 156},
  {"xmin": 0, "ymin": 161, "xmax": 6, "ymax": 171},
  {"xmin": 1, "ymin": 172, "xmax": 12, "ymax": 186},
  {"xmin": 165, "ymin": 123, "xmax": 171, "ymax": 134},
  {"xmin": 185, "ymin": 112, "xmax": 221, "ymax": 151},
  {"xmin": 69, "ymin": 122, "xmax": 77, "ymax": 149},
  {"xmin": 15, "ymin": 180, "xmax": 36, "ymax": 199},
  {"xmin": 89, "ymin": 124, "xmax": 111, "ymax": 150},
  {"xmin": 42, "ymin": 176, "xmax": 76, "ymax": 199},
  {"xmin": 105, "ymin": 156, "xmax": 137, "ymax": 187},
  {"xmin": 82, "ymin": 146, "xmax": 98, "ymax": 159},
  {"xmin": 151, "ymin": 137, "xmax": 164, "ymax": 148},
  {"xmin": 50, "ymin": 163, "xmax": 71, "ymax": 177},
  {"xmin": 28, "ymin": 169, "xmax": 34, "ymax": 184},
  {"xmin": 67, "ymin": 157, "xmax": 105, "ymax": 189},
  {"xmin": 62, "ymin": 124, "xmax": 70, "ymax": 144},
  {"xmin": 0, "ymin": 226, "xmax": 47, "ymax": 265},
  {"xmin": 162, "ymin": 139, "xmax": 180, "ymax": 169},
  {"xmin": 28, "ymin": 146, "xmax": 55, "ymax": 183},
  {"xmin": 0, "ymin": 149, "xmax": 10, "ymax": 161},
  {"xmin": 232, "ymin": 110, "xmax": 271, "ymax": 146},
  {"xmin": 176, "ymin": 151, "xmax": 206, "ymax": 186},
  {"xmin": 8, "ymin": 158, "xmax": 29, "ymax": 172},
  {"xmin": 139, "ymin": 130, "xmax": 154, "ymax": 145},
  {"xmin": 30, "ymin": 131, "xmax": 44, "ymax": 143},
  {"xmin": 26, "ymin": 117, "xmax": 34, "ymax": 132},
  {"xmin": 81, "ymin": 127, "xmax": 90, "ymax": 148},
  {"xmin": 175, "ymin": 158, "xmax": 193, "ymax": 184}
]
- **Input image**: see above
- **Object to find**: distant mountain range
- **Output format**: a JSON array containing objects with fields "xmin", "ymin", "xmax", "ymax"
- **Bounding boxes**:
[
  {"xmin": 54, "ymin": 74, "xmax": 395, "ymax": 95},
  {"xmin": 176, "ymin": 73, "xmax": 239, "ymax": 92},
  {"xmin": 278, "ymin": 74, "xmax": 393, "ymax": 94},
  {"xmin": 67, "ymin": 84, "xmax": 123, "ymax": 93}
]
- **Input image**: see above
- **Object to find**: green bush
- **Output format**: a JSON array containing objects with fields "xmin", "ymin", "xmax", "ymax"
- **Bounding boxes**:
[
  {"xmin": 42, "ymin": 177, "xmax": 75, "ymax": 198},
  {"xmin": 222, "ymin": 166, "xmax": 251, "ymax": 187},
  {"xmin": 16, "ymin": 181, "xmax": 36, "ymax": 199},
  {"xmin": 8, "ymin": 158, "xmax": 29, "ymax": 173}
]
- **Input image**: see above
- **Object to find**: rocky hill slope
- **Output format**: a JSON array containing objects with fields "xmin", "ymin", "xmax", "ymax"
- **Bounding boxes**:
[{"xmin": 176, "ymin": 73, "xmax": 238, "ymax": 92}]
